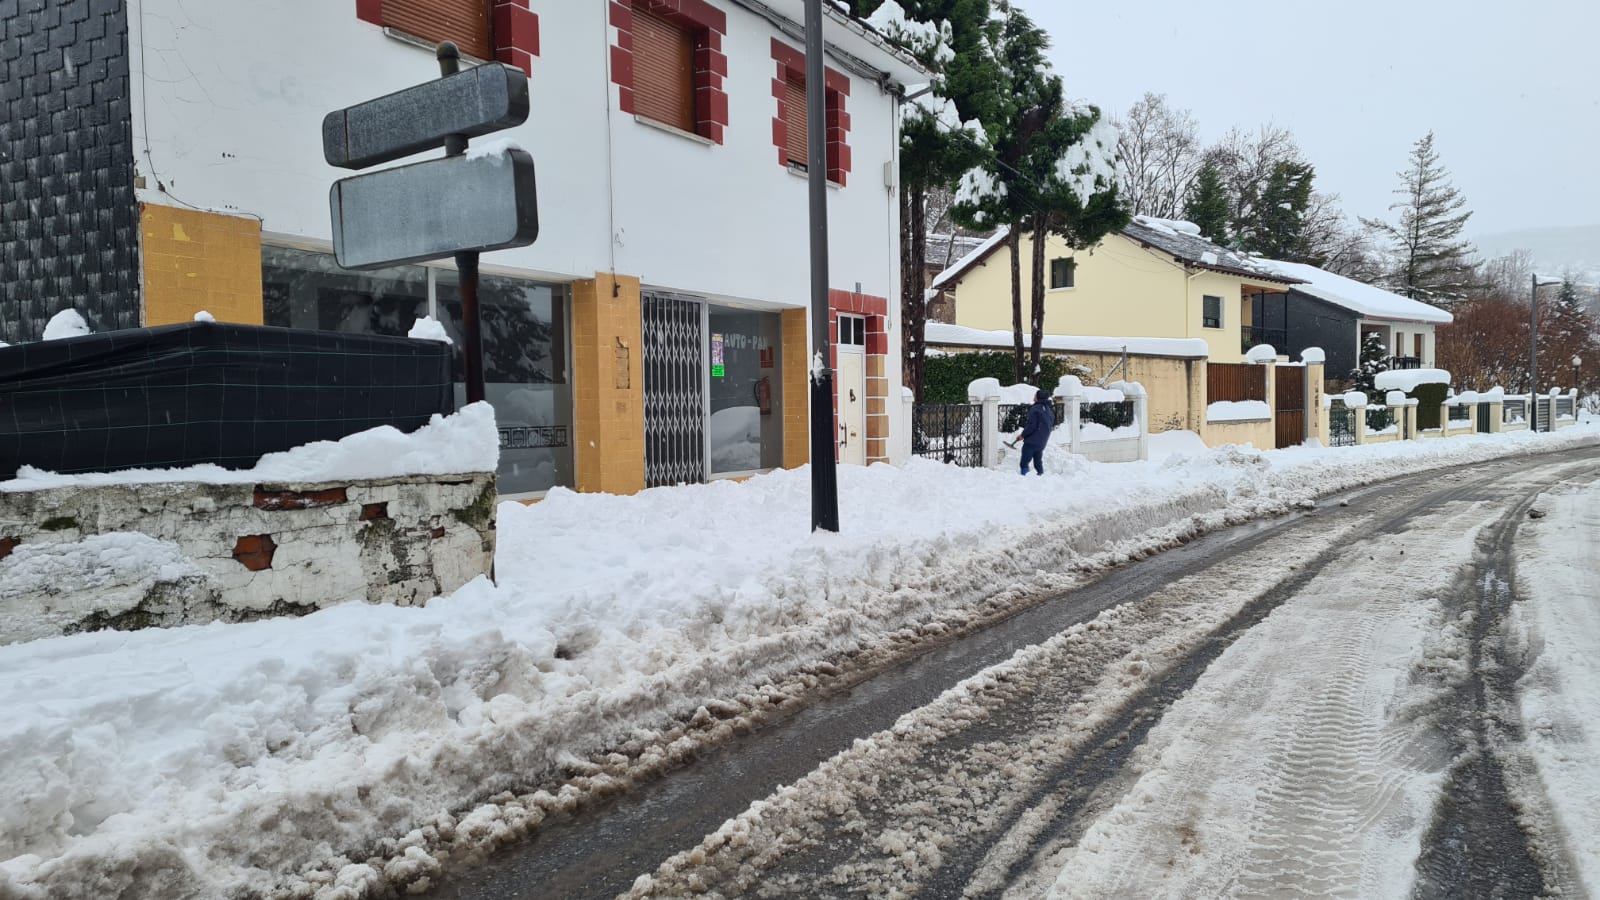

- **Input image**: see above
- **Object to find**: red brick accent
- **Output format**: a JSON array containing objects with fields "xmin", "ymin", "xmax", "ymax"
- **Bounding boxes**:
[
  {"xmin": 359, "ymin": 502, "xmax": 390, "ymax": 522},
  {"xmin": 0, "ymin": 536, "xmax": 17, "ymax": 562},
  {"xmin": 429, "ymin": 526, "xmax": 447, "ymax": 539},
  {"xmin": 493, "ymin": 0, "xmax": 540, "ymax": 76},
  {"xmin": 253, "ymin": 487, "xmax": 349, "ymax": 511},
  {"xmin": 611, "ymin": 0, "xmax": 728, "ymax": 143},
  {"xmin": 770, "ymin": 39, "xmax": 850, "ymax": 184},
  {"xmin": 232, "ymin": 534, "xmax": 278, "ymax": 571}
]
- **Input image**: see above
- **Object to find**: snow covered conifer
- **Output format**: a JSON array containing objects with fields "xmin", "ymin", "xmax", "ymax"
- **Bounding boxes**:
[
  {"xmin": 1361, "ymin": 132, "xmax": 1477, "ymax": 306},
  {"xmin": 1183, "ymin": 162, "xmax": 1230, "ymax": 245}
]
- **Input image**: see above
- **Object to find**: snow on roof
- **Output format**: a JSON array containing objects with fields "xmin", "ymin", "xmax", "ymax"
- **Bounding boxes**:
[
  {"xmin": 1257, "ymin": 259, "xmax": 1453, "ymax": 324},
  {"xmin": 931, "ymin": 228, "xmax": 1009, "ymax": 290},
  {"xmin": 1123, "ymin": 219, "xmax": 1296, "ymax": 284},
  {"xmin": 926, "ymin": 322, "xmax": 1209, "ymax": 358}
]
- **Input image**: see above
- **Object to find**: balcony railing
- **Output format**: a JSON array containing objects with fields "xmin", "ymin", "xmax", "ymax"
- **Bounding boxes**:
[
  {"xmin": 1240, "ymin": 326, "xmax": 1287, "ymax": 354},
  {"xmin": 1386, "ymin": 356, "xmax": 1422, "ymax": 370}
]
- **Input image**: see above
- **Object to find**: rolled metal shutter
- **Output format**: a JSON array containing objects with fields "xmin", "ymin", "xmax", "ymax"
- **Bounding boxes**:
[
  {"xmin": 632, "ymin": 8, "xmax": 695, "ymax": 133},
  {"xmin": 382, "ymin": 0, "xmax": 493, "ymax": 61},
  {"xmin": 784, "ymin": 77, "xmax": 808, "ymax": 166}
]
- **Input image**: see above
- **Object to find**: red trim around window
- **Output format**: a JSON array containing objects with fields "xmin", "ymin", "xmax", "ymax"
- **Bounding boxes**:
[
  {"xmin": 356, "ymin": 1, "xmax": 540, "ymax": 76},
  {"xmin": 770, "ymin": 39, "xmax": 851, "ymax": 185},
  {"xmin": 611, "ymin": 0, "xmax": 729, "ymax": 143}
]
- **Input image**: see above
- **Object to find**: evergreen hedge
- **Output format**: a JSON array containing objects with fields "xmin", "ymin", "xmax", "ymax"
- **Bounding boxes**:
[{"xmin": 923, "ymin": 352, "xmax": 1089, "ymax": 403}]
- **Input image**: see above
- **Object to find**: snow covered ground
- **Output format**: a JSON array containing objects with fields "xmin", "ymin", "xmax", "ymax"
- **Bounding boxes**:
[
  {"xmin": 1, "ymin": 422, "xmax": 1597, "ymax": 898},
  {"xmin": 1513, "ymin": 478, "xmax": 1600, "ymax": 893}
]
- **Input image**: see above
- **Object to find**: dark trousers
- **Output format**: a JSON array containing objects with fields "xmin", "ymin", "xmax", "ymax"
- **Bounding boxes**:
[{"xmin": 1020, "ymin": 443, "xmax": 1044, "ymax": 475}]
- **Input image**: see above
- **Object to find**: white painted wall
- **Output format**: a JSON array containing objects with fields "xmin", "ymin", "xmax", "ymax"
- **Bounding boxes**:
[
  {"xmin": 126, "ymin": 0, "xmax": 902, "ymax": 306},
  {"xmin": 127, "ymin": 0, "xmax": 908, "ymax": 456}
]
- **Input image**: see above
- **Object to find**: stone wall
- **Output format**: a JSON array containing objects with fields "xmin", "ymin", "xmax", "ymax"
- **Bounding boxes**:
[{"xmin": 0, "ymin": 474, "xmax": 495, "ymax": 645}]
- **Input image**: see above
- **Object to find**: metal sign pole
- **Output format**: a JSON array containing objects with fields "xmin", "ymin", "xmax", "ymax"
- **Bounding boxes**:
[
  {"xmin": 805, "ymin": 0, "xmax": 839, "ymax": 533},
  {"xmin": 1529, "ymin": 273, "xmax": 1539, "ymax": 432},
  {"xmin": 437, "ymin": 42, "xmax": 486, "ymax": 406}
]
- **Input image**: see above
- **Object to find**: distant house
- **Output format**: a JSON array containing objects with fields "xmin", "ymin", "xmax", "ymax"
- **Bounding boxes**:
[
  {"xmin": 1255, "ymin": 260, "xmax": 1453, "ymax": 384},
  {"xmin": 931, "ymin": 217, "xmax": 1302, "ymax": 364}
]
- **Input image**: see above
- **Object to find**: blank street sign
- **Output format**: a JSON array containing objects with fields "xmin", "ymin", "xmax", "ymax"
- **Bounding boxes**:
[
  {"xmin": 322, "ymin": 63, "xmax": 529, "ymax": 170},
  {"xmin": 330, "ymin": 146, "xmax": 539, "ymax": 270}
]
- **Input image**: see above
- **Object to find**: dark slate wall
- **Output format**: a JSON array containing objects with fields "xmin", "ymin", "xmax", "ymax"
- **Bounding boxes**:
[
  {"xmin": 1, "ymin": 0, "xmax": 141, "ymax": 343},
  {"xmin": 1286, "ymin": 291, "xmax": 1360, "ymax": 379}
]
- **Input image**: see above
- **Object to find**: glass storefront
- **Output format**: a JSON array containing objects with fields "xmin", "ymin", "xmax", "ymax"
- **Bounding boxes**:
[
  {"xmin": 707, "ymin": 306, "xmax": 783, "ymax": 475},
  {"xmin": 262, "ymin": 245, "xmax": 573, "ymax": 495}
]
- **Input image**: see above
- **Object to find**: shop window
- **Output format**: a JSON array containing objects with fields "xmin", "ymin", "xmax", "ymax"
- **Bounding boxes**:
[
  {"xmin": 262, "ymin": 245, "xmax": 429, "ymax": 336},
  {"xmin": 708, "ymin": 306, "xmax": 783, "ymax": 475},
  {"xmin": 1050, "ymin": 258, "xmax": 1076, "ymax": 289},
  {"xmin": 379, "ymin": 0, "xmax": 493, "ymax": 60},
  {"xmin": 436, "ymin": 270, "xmax": 574, "ymax": 495},
  {"xmin": 261, "ymin": 245, "xmax": 573, "ymax": 496},
  {"xmin": 1202, "ymin": 294, "xmax": 1222, "ymax": 329}
]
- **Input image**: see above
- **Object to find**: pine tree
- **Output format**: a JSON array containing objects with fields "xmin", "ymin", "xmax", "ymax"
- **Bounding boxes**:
[
  {"xmin": 857, "ymin": 0, "xmax": 999, "ymax": 401},
  {"xmin": 1234, "ymin": 160, "xmax": 1315, "ymax": 261},
  {"xmin": 1183, "ymin": 162, "xmax": 1229, "ymax": 243},
  {"xmin": 1350, "ymin": 330, "xmax": 1392, "ymax": 430},
  {"xmin": 1362, "ymin": 132, "xmax": 1476, "ymax": 304}
]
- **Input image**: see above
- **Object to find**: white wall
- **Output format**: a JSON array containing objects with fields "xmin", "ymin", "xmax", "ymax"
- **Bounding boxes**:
[{"xmin": 126, "ymin": 0, "xmax": 901, "ymax": 307}]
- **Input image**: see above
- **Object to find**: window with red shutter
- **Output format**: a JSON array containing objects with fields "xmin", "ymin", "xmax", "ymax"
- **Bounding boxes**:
[
  {"xmin": 631, "ymin": 7, "xmax": 695, "ymax": 133},
  {"xmin": 783, "ymin": 77, "xmax": 808, "ymax": 167},
  {"xmin": 381, "ymin": 0, "xmax": 493, "ymax": 61}
]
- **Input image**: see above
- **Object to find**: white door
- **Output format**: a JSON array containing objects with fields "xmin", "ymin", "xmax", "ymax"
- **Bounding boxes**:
[{"xmin": 837, "ymin": 314, "xmax": 867, "ymax": 465}]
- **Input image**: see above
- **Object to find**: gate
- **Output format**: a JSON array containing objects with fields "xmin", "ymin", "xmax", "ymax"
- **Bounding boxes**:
[
  {"xmin": 911, "ymin": 403, "xmax": 983, "ymax": 467},
  {"xmin": 1274, "ymin": 366, "xmax": 1305, "ymax": 448},
  {"xmin": 642, "ymin": 291, "xmax": 706, "ymax": 487},
  {"xmin": 1328, "ymin": 401, "xmax": 1358, "ymax": 447},
  {"xmin": 1477, "ymin": 402, "xmax": 1492, "ymax": 433}
]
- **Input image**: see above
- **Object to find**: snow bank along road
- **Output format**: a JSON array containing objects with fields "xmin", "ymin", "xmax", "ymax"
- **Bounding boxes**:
[
  {"xmin": 3, "ymin": 427, "xmax": 1597, "ymax": 900},
  {"xmin": 430, "ymin": 446, "xmax": 1600, "ymax": 899}
]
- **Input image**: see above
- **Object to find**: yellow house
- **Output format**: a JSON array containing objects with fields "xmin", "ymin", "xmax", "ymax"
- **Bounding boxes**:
[{"xmin": 931, "ymin": 217, "xmax": 1303, "ymax": 364}]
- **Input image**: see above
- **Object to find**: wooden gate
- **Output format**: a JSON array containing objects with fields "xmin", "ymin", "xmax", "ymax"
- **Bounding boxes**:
[{"xmin": 1274, "ymin": 366, "xmax": 1305, "ymax": 448}]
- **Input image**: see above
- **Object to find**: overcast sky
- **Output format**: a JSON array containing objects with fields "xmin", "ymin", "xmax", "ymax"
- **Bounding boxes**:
[{"xmin": 1012, "ymin": 0, "xmax": 1600, "ymax": 237}]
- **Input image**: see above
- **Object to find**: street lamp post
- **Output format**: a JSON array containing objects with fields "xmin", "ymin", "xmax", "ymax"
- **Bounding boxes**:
[{"xmin": 1530, "ymin": 273, "xmax": 1562, "ymax": 432}]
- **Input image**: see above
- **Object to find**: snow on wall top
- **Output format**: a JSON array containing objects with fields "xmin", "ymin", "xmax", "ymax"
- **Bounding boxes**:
[
  {"xmin": 1373, "ymin": 368, "xmax": 1451, "ymax": 392},
  {"xmin": 2, "ymin": 403, "xmax": 500, "ymax": 491},
  {"xmin": 1258, "ymin": 259, "xmax": 1453, "ymax": 324},
  {"xmin": 927, "ymin": 322, "xmax": 1209, "ymax": 359},
  {"xmin": 1245, "ymin": 344, "xmax": 1278, "ymax": 364}
]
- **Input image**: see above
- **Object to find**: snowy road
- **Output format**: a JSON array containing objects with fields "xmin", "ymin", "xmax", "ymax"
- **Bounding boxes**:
[{"xmin": 427, "ymin": 447, "xmax": 1600, "ymax": 899}]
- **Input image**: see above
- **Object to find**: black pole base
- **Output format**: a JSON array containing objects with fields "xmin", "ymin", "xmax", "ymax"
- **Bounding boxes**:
[{"xmin": 810, "ymin": 371, "xmax": 840, "ymax": 533}]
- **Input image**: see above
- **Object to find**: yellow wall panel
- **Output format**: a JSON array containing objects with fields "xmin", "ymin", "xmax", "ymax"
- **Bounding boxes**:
[{"xmin": 140, "ymin": 203, "xmax": 263, "ymax": 326}]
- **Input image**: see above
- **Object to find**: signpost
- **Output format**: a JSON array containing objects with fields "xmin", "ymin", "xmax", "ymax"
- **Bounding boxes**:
[{"xmin": 322, "ymin": 42, "xmax": 537, "ymax": 405}]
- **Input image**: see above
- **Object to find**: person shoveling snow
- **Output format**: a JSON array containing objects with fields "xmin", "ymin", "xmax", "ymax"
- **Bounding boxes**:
[{"xmin": 1014, "ymin": 388, "xmax": 1055, "ymax": 476}]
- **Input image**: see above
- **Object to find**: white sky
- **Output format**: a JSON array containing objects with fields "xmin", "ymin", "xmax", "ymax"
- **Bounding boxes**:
[{"xmin": 1012, "ymin": 0, "xmax": 1600, "ymax": 235}]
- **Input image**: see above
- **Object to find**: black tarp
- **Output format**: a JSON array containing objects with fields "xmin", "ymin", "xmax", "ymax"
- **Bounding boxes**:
[{"xmin": 0, "ymin": 322, "xmax": 454, "ymax": 480}]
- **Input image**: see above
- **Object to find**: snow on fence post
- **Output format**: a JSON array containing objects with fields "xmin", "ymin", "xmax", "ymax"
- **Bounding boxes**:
[
  {"xmin": 1130, "ymin": 385, "xmax": 1150, "ymax": 461},
  {"xmin": 967, "ymin": 378, "xmax": 1002, "ymax": 468},
  {"xmin": 1341, "ymin": 390, "xmax": 1369, "ymax": 445},
  {"xmin": 1053, "ymin": 375, "xmax": 1084, "ymax": 457}
]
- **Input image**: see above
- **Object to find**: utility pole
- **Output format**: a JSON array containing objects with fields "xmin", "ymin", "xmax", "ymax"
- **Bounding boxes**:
[
  {"xmin": 1530, "ymin": 272, "xmax": 1539, "ymax": 432},
  {"xmin": 805, "ymin": 0, "xmax": 839, "ymax": 532}
]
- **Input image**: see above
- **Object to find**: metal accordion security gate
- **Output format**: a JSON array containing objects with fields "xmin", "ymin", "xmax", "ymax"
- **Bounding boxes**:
[{"xmin": 642, "ymin": 291, "xmax": 707, "ymax": 487}]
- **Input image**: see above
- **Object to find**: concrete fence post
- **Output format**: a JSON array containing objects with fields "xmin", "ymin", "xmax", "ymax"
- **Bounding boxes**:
[
  {"xmin": 1065, "ymin": 395, "xmax": 1082, "ymax": 456},
  {"xmin": 1488, "ymin": 400, "xmax": 1504, "ymax": 433},
  {"xmin": 898, "ymin": 388, "xmax": 914, "ymax": 464},
  {"xmin": 1354, "ymin": 403, "xmax": 1368, "ymax": 445},
  {"xmin": 980, "ymin": 396, "xmax": 1000, "ymax": 468},
  {"xmin": 1133, "ymin": 392, "xmax": 1149, "ymax": 461}
]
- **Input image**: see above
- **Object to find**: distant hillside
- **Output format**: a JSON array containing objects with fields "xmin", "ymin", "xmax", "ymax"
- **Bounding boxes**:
[{"xmin": 1473, "ymin": 224, "xmax": 1600, "ymax": 282}]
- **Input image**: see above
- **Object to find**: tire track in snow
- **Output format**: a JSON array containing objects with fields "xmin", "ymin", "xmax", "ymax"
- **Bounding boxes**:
[
  {"xmin": 622, "ymin": 457, "xmax": 1596, "ymax": 898},
  {"xmin": 1410, "ymin": 464, "xmax": 1591, "ymax": 900}
]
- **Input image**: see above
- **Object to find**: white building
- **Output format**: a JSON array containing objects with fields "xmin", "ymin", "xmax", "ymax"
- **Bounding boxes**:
[{"xmin": 3, "ymin": 0, "xmax": 926, "ymax": 497}]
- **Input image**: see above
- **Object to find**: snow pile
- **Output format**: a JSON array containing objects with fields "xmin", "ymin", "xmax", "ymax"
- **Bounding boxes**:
[
  {"xmin": 1131, "ymin": 215, "xmax": 1202, "ymax": 237},
  {"xmin": 41, "ymin": 309, "xmax": 90, "ymax": 340},
  {"xmin": 1374, "ymin": 368, "xmax": 1451, "ymax": 392},
  {"xmin": 1208, "ymin": 400, "xmax": 1270, "ymax": 422},
  {"xmin": 1300, "ymin": 347, "xmax": 1326, "ymax": 365},
  {"xmin": 2, "ymin": 425, "xmax": 1597, "ymax": 898},
  {"xmin": 1338, "ymin": 391, "xmax": 1369, "ymax": 408},
  {"xmin": 1245, "ymin": 344, "xmax": 1278, "ymax": 363},
  {"xmin": 193, "ymin": 310, "xmax": 216, "ymax": 323},
  {"xmin": 2, "ymin": 403, "xmax": 499, "ymax": 491},
  {"xmin": 863, "ymin": 1, "xmax": 953, "ymax": 64},
  {"xmin": 462, "ymin": 138, "xmax": 523, "ymax": 163},
  {"xmin": 406, "ymin": 315, "xmax": 453, "ymax": 344}
]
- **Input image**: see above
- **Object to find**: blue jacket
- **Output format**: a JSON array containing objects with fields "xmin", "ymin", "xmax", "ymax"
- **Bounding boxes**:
[{"xmin": 1021, "ymin": 399, "xmax": 1054, "ymax": 448}]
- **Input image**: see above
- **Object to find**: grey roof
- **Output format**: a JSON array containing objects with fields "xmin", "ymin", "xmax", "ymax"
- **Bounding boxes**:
[{"xmin": 1121, "ymin": 217, "xmax": 1300, "ymax": 285}]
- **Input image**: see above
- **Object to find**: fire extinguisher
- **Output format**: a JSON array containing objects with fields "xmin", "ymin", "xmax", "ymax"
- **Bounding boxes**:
[{"xmin": 756, "ymin": 376, "xmax": 772, "ymax": 415}]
